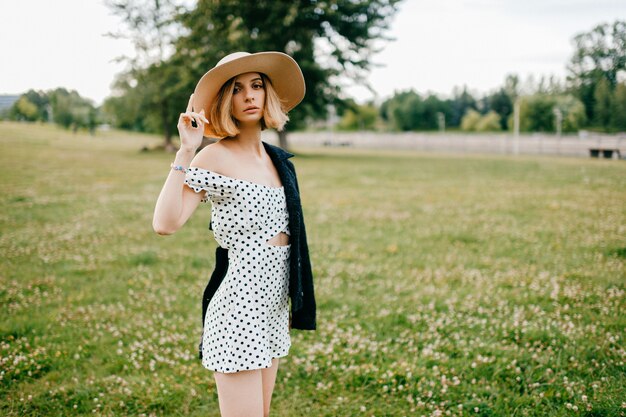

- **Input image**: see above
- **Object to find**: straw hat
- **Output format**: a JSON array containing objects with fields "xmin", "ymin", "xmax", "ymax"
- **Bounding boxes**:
[{"xmin": 191, "ymin": 51, "xmax": 305, "ymax": 138}]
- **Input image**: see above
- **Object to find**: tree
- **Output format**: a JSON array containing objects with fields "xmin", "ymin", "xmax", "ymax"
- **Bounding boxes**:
[
  {"xmin": 48, "ymin": 88, "xmax": 98, "ymax": 132},
  {"xmin": 22, "ymin": 90, "xmax": 50, "ymax": 121},
  {"xmin": 567, "ymin": 20, "xmax": 626, "ymax": 123},
  {"xmin": 8, "ymin": 89, "xmax": 50, "ymax": 122},
  {"xmin": 105, "ymin": 0, "xmax": 182, "ymax": 67},
  {"xmin": 9, "ymin": 88, "xmax": 97, "ymax": 131},
  {"xmin": 337, "ymin": 100, "xmax": 378, "ymax": 131},
  {"xmin": 511, "ymin": 94, "xmax": 556, "ymax": 132},
  {"xmin": 475, "ymin": 111, "xmax": 502, "ymax": 132},
  {"xmin": 554, "ymin": 95, "xmax": 587, "ymax": 132},
  {"xmin": 174, "ymin": 0, "xmax": 402, "ymax": 150},
  {"xmin": 449, "ymin": 86, "xmax": 477, "ymax": 127},
  {"xmin": 105, "ymin": 0, "xmax": 188, "ymax": 150},
  {"xmin": 460, "ymin": 109, "xmax": 481, "ymax": 131},
  {"xmin": 11, "ymin": 97, "xmax": 38, "ymax": 121},
  {"xmin": 101, "ymin": 72, "xmax": 146, "ymax": 132},
  {"xmin": 593, "ymin": 77, "xmax": 612, "ymax": 128},
  {"xmin": 380, "ymin": 89, "xmax": 453, "ymax": 131},
  {"xmin": 611, "ymin": 83, "xmax": 626, "ymax": 130},
  {"xmin": 486, "ymin": 88, "xmax": 513, "ymax": 130},
  {"xmin": 421, "ymin": 94, "xmax": 450, "ymax": 130},
  {"xmin": 503, "ymin": 74, "xmax": 520, "ymax": 102},
  {"xmin": 380, "ymin": 90, "xmax": 422, "ymax": 131},
  {"xmin": 507, "ymin": 94, "xmax": 585, "ymax": 133}
]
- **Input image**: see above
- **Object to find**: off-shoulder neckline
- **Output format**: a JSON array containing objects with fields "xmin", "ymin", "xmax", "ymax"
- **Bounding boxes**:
[{"xmin": 188, "ymin": 166, "xmax": 284, "ymax": 190}]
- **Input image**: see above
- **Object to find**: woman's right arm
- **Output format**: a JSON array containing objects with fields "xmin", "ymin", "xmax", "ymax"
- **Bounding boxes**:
[{"xmin": 152, "ymin": 94, "xmax": 209, "ymax": 235}]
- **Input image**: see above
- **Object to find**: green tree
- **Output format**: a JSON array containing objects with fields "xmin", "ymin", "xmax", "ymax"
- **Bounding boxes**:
[
  {"xmin": 475, "ymin": 111, "xmax": 502, "ymax": 132},
  {"xmin": 380, "ymin": 90, "xmax": 452, "ymax": 131},
  {"xmin": 567, "ymin": 20, "xmax": 626, "ymax": 123},
  {"xmin": 9, "ymin": 88, "xmax": 97, "ymax": 131},
  {"xmin": 174, "ymin": 0, "xmax": 402, "ymax": 150},
  {"xmin": 503, "ymin": 74, "xmax": 520, "ymax": 102},
  {"xmin": 22, "ymin": 90, "xmax": 50, "ymax": 121},
  {"xmin": 105, "ymin": 0, "xmax": 187, "ymax": 150},
  {"xmin": 508, "ymin": 94, "xmax": 586, "ymax": 133},
  {"xmin": 48, "ymin": 88, "xmax": 98, "ymax": 132},
  {"xmin": 554, "ymin": 95, "xmax": 587, "ymax": 132},
  {"xmin": 460, "ymin": 109, "xmax": 481, "ymax": 131},
  {"xmin": 8, "ymin": 90, "xmax": 50, "ymax": 122},
  {"xmin": 421, "ymin": 94, "xmax": 450, "ymax": 130},
  {"xmin": 487, "ymin": 88, "xmax": 513, "ymax": 130},
  {"xmin": 101, "ymin": 71, "xmax": 146, "ymax": 132},
  {"xmin": 593, "ymin": 77, "xmax": 612, "ymax": 128},
  {"xmin": 381, "ymin": 90, "xmax": 420, "ymax": 131},
  {"xmin": 449, "ymin": 86, "xmax": 477, "ymax": 127},
  {"xmin": 11, "ymin": 96, "xmax": 38, "ymax": 121},
  {"xmin": 337, "ymin": 101, "xmax": 378, "ymax": 131},
  {"xmin": 611, "ymin": 82, "xmax": 626, "ymax": 130},
  {"xmin": 510, "ymin": 94, "xmax": 556, "ymax": 132}
]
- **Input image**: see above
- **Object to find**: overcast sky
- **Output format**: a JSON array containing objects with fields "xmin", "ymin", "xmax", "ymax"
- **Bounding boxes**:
[{"xmin": 1, "ymin": 0, "xmax": 624, "ymax": 106}]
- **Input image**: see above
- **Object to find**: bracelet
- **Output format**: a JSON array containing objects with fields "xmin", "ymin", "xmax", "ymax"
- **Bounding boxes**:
[{"xmin": 170, "ymin": 162, "xmax": 188, "ymax": 173}]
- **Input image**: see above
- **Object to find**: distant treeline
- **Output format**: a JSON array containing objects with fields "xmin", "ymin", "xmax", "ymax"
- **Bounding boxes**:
[
  {"xmin": 1, "ymin": 88, "xmax": 98, "ymax": 133},
  {"xmin": 339, "ymin": 21, "xmax": 626, "ymax": 134},
  {"xmin": 3, "ymin": 20, "xmax": 624, "ymax": 135},
  {"xmin": 337, "ymin": 74, "xmax": 624, "ymax": 133}
]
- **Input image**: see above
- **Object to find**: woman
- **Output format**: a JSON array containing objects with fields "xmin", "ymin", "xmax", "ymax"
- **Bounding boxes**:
[{"xmin": 152, "ymin": 51, "xmax": 316, "ymax": 417}]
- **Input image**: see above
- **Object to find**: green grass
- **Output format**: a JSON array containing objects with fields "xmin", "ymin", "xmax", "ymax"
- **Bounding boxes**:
[{"xmin": 1, "ymin": 121, "xmax": 624, "ymax": 416}]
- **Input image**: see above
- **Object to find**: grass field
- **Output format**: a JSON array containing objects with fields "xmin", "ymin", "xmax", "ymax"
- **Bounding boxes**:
[{"xmin": 1, "ymin": 121, "xmax": 624, "ymax": 417}]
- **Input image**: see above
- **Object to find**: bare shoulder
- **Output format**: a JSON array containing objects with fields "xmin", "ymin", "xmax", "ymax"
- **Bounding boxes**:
[{"xmin": 189, "ymin": 140, "xmax": 231, "ymax": 171}]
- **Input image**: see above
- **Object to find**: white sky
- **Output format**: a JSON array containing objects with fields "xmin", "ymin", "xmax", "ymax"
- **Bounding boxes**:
[{"xmin": 1, "ymin": 0, "xmax": 624, "ymax": 106}]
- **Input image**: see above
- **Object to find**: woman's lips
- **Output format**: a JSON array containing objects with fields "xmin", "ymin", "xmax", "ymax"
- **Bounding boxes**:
[{"xmin": 244, "ymin": 107, "xmax": 259, "ymax": 113}]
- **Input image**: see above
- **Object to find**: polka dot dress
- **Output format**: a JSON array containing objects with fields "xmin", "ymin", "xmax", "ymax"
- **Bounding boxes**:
[{"xmin": 184, "ymin": 167, "xmax": 291, "ymax": 373}]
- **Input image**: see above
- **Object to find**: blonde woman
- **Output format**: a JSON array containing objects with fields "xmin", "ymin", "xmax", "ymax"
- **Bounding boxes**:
[{"xmin": 152, "ymin": 51, "xmax": 316, "ymax": 417}]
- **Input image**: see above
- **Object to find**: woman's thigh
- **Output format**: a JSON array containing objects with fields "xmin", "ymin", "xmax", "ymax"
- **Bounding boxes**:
[
  {"xmin": 213, "ymin": 368, "xmax": 263, "ymax": 417},
  {"xmin": 261, "ymin": 358, "xmax": 280, "ymax": 415}
]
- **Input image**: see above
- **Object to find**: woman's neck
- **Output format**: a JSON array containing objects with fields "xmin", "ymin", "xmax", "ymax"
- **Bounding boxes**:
[{"xmin": 230, "ymin": 124, "xmax": 264, "ymax": 158}]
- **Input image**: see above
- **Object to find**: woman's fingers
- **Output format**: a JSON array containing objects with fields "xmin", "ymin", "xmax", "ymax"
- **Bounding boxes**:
[
  {"xmin": 182, "ymin": 111, "xmax": 209, "ymax": 125},
  {"xmin": 180, "ymin": 111, "xmax": 209, "ymax": 127},
  {"xmin": 188, "ymin": 111, "xmax": 209, "ymax": 125},
  {"xmin": 181, "ymin": 95, "xmax": 208, "ymax": 128}
]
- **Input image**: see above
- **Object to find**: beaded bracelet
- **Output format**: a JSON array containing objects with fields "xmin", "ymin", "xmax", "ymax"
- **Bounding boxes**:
[{"xmin": 170, "ymin": 162, "xmax": 188, "ymax": 173}]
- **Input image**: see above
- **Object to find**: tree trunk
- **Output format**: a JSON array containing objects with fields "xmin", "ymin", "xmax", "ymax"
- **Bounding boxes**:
[
  {"xmin": 277, "ymin": 129, "xmax": 289, "ymax": 151},
  {"xmin": 161, "ymin": 99, "xmax": 176, "ymax": 152}
]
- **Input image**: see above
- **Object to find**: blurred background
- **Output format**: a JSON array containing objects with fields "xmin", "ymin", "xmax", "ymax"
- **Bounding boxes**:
[
  {"xmin": 1, "ymin": 0, "xmax": 625, "ymax": 156},
  {"xmin": 1, "ymin": 2, "xmax": 625, "ymax": 417}
]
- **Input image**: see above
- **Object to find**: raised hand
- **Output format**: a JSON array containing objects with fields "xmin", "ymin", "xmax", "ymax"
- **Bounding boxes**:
[{"xmin": 177, "ymin": 94, "xmax": 210, "ymax": 152}]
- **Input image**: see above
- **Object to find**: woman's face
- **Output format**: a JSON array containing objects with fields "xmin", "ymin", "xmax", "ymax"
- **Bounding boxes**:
[{"xmin": 231, "ymin": 72, "xmax": 265, "ymax": 126}]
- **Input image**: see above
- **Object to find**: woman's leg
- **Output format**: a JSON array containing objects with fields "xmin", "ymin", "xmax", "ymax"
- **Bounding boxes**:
[
  {"xmin": 213, "ymin": 369, "xmax": 263, "ymax": 417},
  {"xmin": 261, "ymin": 358, "xmax": 280, "ymax": 417}
]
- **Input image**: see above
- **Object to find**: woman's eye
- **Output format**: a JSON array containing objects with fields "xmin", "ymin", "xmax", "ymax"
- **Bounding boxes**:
[{"xmin": 253, "ymin": 84, "xmax": 263, "ymax": 89}]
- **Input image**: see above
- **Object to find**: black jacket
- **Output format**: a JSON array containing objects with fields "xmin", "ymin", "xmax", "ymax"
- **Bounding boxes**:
[{"xmin": 198, "ymin": 141, "xmax": 317, "ymax": 360}]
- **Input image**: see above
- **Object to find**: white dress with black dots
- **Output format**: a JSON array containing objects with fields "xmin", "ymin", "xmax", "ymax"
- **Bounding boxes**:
[{"xmin": 184, "ymin": 167, "xmax": 291, "ymax": 373}]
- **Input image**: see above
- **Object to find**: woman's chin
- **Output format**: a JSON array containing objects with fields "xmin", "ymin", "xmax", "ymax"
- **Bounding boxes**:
[{"xmin": 235, "ymin": 115, "xmax": 264, "ymax": 126}]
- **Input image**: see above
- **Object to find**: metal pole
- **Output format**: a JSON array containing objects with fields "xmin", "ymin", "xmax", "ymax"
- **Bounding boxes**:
[
  {"xmin": 327, "ymin": 103, "xmax": 335, "ymax": 146},
  {"xmin": 554, "ymin": 108, "xmax": 562, "ymax": 137},
  {"xmin": 513, "ymin": 99, "xmax": 520, "ymax": 155},
  {"xmin": 437, "ymin": 112, "xmax": 445, "ymax": 133}
]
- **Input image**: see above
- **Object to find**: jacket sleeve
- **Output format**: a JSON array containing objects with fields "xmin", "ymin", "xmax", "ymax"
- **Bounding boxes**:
[
  {"xmin": 289, "ymin": 161, "xmax": 317, "ymax": 330},
  {"xmin": 199, "ymin": 246, "xmax": 229, "ymax": 360}
]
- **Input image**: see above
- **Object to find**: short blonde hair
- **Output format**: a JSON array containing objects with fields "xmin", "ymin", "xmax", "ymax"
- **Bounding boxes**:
[{"xmin": 208, "ymin": 73, "xmax": 290, "ymax": 138}]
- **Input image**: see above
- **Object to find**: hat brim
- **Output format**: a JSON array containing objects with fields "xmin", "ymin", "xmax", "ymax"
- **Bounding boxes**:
[{"xmin": 191, "ymin": 52, "xmax": 305, "ymax": 139}]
